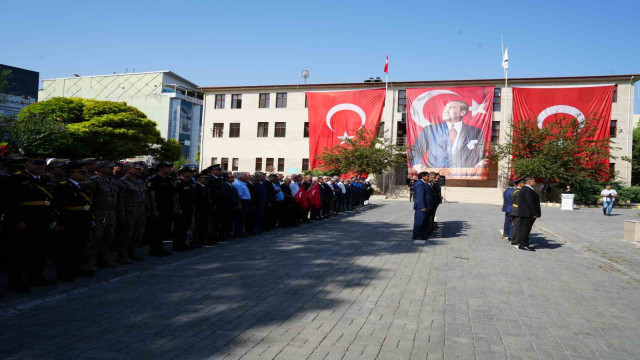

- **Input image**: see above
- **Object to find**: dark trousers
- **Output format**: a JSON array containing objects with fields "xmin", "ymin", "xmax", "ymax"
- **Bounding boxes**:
[
  {"xmin": 233, "ymin": 200, "xmax": 251, "ymax": 237},
  {"xmin": 413, "ymin": 209, "xmax": 428, "ymax": 239},
  {"xmin": 54, "ymin": 222, "xmax": 89, "ymax": 279},
  {"xmin": 194, "ymin": 211, "xmax": 209, "ymax": 244},
  {"xmin": 173, "ymin": 210, "xmax": 193, "ymax": 249},
  {"xmin": 516, "ymin": 217, "xmax": 536, "ymax": 247},
  {"xmin": 503, "ymin": 213, "xmax": 512, "ymax": 237},
  {"xmin": 6, "ymin": 222, "xmax": 49, "ymax": 288},
  {"xmin": 510, "ymin": 216, "xmax": 521, "ymax": 244},
  {"xmin": 210, "ymin": 206, "xmax": 224, "ymax": 242},
  {"xmin": 149, "ymin": 208, "xmax": 173, "ymax": 253},
  {"xmin": 254, "ymin": 204, "xmax": 265, "ymax": 233}
]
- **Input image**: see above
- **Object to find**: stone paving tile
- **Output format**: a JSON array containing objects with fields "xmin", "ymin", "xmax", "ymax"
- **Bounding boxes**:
[{"xmin": 1, "ymin": 201, "xmax": 640, "ymax": 359}]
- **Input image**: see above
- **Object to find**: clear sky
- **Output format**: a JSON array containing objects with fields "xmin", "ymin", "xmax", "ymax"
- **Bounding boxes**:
[{"xmin": 3, "ymin": 0, "xmax": 639, "ymax": 109}]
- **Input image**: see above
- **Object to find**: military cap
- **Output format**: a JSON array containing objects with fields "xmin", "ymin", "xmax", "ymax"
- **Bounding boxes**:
[
  {"xmin": 1, "ymin": 154, "xmax": 26, "ymax": 167},
  {"xmin": 156, "ymin": 161, "xmax": 173, "ymax": 169},
  {"xmin": 24, "ymin": 152, "xmax": 47, "ymax": 162},
  {"xmin": 82, "ymin": 158, "xmax": 97, "ymax": 164},
  {"xmin": 513, "ymin": 177, "xmax": 525, "ymax": 184},
  {"xmin": 211, "ymin": 164, "xmax": 222, "ymax": 170},
  {"xmin": 135, "ymin": 161, "xmax": 148, "ymax": 169},
  {"xmin": 47, "ymin": 158, "xmax": 70, "ymax": 168},
  {"xmin": 178, "ymin": 167, "xmax": 195, "ymax": 174},
  {"xmin": 67, "ymin": 161, "xmax": 86, "ymax": 172},
  {"xmin": 95, "ymin": 160, "xmax": 116, "ymax": 168}
]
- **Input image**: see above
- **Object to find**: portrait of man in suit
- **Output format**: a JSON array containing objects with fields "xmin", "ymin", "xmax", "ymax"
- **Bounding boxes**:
[{"xmin": 410, "ymin": 100, "xmax": 488, "ymax": 173}]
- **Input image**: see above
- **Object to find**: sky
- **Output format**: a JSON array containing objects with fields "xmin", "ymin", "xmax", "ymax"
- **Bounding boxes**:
[{"xmin": 2, "ymin": 0, "xmax": 639, "ymax": 109}]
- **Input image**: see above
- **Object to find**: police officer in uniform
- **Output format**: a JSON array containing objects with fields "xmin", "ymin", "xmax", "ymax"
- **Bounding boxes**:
[
  {"xmin": 52, "ymin": 162, "xmax": 94, "ymax": 281},
  {"xmin": 193, "ymin": 173, "xmax": 211, "ymax": 246},
  {"xmin": 147, "ymin": 162, "xmax": 176, "ymax": 256},
  {"xmin": 116, "ymin": 162, "xmax": 149, "ymax": 263},
  {"xmin": 206, "ymin": 165, "xmax": 225, "ymax": 243},
  {"xmin": 173, "ymin": 167, "xmax": 196, "ymax": 251},
  {"xmin": 3, "ymin": 153, "xmax": 56, "ymax": 292},
  {"xmin": 509, "ymin": 178, "xmax": 525, "ymax": 245},
  {"xmin": 84, "ymin": 160, "xmax": 119, "ymax": 268}
]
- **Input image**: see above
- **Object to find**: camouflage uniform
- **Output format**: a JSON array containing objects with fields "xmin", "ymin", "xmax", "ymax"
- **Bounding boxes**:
[
  {"xmin": 84, "ymin": 171, "xmax": 119, "ymax": 267},
  {"xmin": 116, "ymin": 172, "xmax": 149, "ymax": 259}
]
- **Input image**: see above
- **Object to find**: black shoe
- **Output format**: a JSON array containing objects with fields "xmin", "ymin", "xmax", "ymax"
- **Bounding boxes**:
[{"xmin": 518, "ymin": 246, "xmax": 536, "ymax": 252}]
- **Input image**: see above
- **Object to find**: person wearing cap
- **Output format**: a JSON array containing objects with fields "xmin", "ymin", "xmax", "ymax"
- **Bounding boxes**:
[
  {"xmin": 514, "ymin": 177, "xmax": 540, "ymax": 251},
  {"xmin": 206, "ymin": 164, "xmax": 225, "ymax": 243},
  {"xmin": 47, "ymin": 159, "xmax": 70, "ymax": 186},
  {"xmin": 2, "ymin": 153, "xmax": 56, "ymax": 292},
  {"xmin": 509, "ymin": 177, "xmax": 526, "ymax": 245},
  {"xmin": 147, "ymin": 161, "xmax": 177, "ymax": 256},
  {"xmin": 82, "ymin": 158, "xmax": 98, "ymax": 175},
  {"xmin": 193, "ymin": 173, "xmax": 211, "ymax": 246},
  {"xmin": 116, "ymin": 162, "xmax": 149, "ymax": 263},
  {"xmin": 84, "ymin": 160, "xmax": 119, "ymax": 268},
  {"xmin": 52, "ymin": 161, "xmax": 94, "ymax": 281},
  {"xmin": 173, "ymin": 167, "xmax": 196, "ymax": 251}
]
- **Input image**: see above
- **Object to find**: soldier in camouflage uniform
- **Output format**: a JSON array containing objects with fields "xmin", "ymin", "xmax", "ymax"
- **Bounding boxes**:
[
  {"xmin": 116, "ymin": 162, "xmax": 149, "ymax": 263},
  {"xmin": 83, "ymin": 160, "xmax": 119, "ymax": 268}
]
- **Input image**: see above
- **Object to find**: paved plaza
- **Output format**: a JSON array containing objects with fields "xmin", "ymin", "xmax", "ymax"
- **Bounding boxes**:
[{"xmin": 2, "ymin": 200, "xmax": 640, "ymax": 360}]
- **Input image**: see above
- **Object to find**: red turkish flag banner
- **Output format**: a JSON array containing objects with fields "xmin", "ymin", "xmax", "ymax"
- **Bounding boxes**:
[
  {"xmin": 306, "ymin": 88, "xmax": 386, "ymax": 169},
  {"xmin": 294, "ymin": 186, "xmax": 309, "ymax": 210},
  {"xmin": 307, "ymin": 183, "xmax": 322, "ymax": 209},
  {"xmin": 512, "ymin": 85, "xmax": 614, "ymax": 179},
  {"xmin": 406, "ymin": 86, "xmax": 494, "ymax": 180}
]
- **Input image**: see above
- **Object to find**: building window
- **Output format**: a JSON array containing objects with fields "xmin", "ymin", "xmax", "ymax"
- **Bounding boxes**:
[
  {"xmin": 397, "ymin": 90, "xmax": 406, "ymax": 113},
  {"xmin": 610, "ymin": 163, "xmax": 616, "ymax": 174},
  {"xmin": 232, "ymin": 158, "xmax": 239, "ymax": 171},
  {"xmin": 305, "ymin": 95, "xmax": 308, "ymax": 108},
  {"xmin": 493, "ymin": 88, "xmax": 501, "ymax": 112},
  {"xmin": 221, "ymin": 158, "xmax": 229, "ymax": 171},
  {"xmin": 215, "ymin": 94, "xmax": 225, "ymax": 109},
  {"xmin": 231, "ymin": 94, "xmax": 242, "ymax": 109},
  {"xmin": 275, "ymin": 122, "xmax": 286, "ymax": 137},
  {"xmin": 257, "ymin": 122, "xmax": 269, "ymax": 137},
  {"xmin": 229, "ymin": 123, "xmax": 240, "ymax": 138},
  {"xmin": 212, "ymin": 123, "xmax": 224, "ymax": 138},
  {"xmin": 377, "ymin": 122, "xmax": 385, "ymax": 138},
  {"xmin": 276, "ymin": 92, "xmax": 287, "ymax": 108},
  {"xmin": 266, "ymin": 158, "xmax": 274, "ymax": 172},
  {"xmin": 610, "ymin": 120, "xmax": 617, "ymax": 138},
  {"xmin": 255, "ymin": 158, "xmax": 263, "ymax": 171},
  {"xmin": 277, "ymin": 158, "xmax": 285, "ymax": 172},
  {"xmin": 210, "ymin": 157, "xmax": 217, "ymax": 166},
  {"xmin": 303, "ymin": 122, "xmax": 309, "ymax": 138},
  {"xmin": 613, "ymin": 84, "xmax": 618, "ymax": 103},
  {"xmin": 491, "ymin": 121, "xmax": 500, "ymax": 143},
  {"xmin": 259, "ymin": 93, "xmax": 270, "ymax": 108},
  {"xmin": 302, "ymin": 158, "xmax": 309, "ymax": 171}
]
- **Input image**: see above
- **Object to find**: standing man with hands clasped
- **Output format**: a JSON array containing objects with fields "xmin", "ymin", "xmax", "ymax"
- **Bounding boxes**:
[
  {"xmin": 514, "ymin": 177, "xmax": 541, "ymax": 252},
  {"xmin": 412, "ymin": 172, "xmax": 434, "ymax": 240}
]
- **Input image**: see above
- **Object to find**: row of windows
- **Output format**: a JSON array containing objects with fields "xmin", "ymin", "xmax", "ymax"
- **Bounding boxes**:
[
  {"xmin": 214, "ymin": 85, "xmax": 619, "ymax": 112},
  {"xmin": 215, "ymin": 93, "xmax": 289, "ymax": 109},
  {"xmin": 210, "ymin": 157, "xmax": 310, "ymax": 172},
  {"xmin": 212, "ymin": 122, "xmax": 310, "ymax": 138}
]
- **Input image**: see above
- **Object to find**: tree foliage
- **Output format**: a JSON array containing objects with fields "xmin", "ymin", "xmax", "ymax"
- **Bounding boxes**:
[
  {"xmin": 152, "ymin": 138, "xmax": 183, "ymax": 162},
  {"xmin": 317, "ymin": 128, "xmax": 406, "ymax": 176},
  {"xmin": 11, "ymin": 97, "xmax": 162, "ymax": 159},
  {"xmin": 491, "ymin": 116, "xmax": 615, "ymax": 189}
]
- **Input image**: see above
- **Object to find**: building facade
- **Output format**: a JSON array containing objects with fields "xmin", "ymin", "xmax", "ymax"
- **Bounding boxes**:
[
  {"xmin": 199, "ymin": 75, "xmax": 638, "ymax": 203},
  {"xmin": 39, "ymin": 71, "xmax": 203, "ymax": 162},
  {"xmin": 0, "ymin": 64, "xmax": 39, "ymax": 118}
]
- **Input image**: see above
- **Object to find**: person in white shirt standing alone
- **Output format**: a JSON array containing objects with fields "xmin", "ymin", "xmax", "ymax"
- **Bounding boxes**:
[{"xmin": 600, "ymin": 184, "xmax": 618, "ymax": 216}]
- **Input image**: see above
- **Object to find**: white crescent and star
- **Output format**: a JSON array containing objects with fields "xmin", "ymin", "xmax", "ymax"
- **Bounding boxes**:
[
  {"xmin": 325, "ymin": 103, "xmax": 367, "ymax": 144},
  {"xmin": 536, "ymin": 105, "xmax": 585, "ymax": 130}
]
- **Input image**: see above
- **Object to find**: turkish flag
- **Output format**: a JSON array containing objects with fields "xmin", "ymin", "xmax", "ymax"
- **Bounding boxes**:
[
  {"xmin": 306, "ymin": 88, "xmax": 386, "ymax": 169},
  {"xmin": 294, "ymin": 186, "xmax": 309, "ymax": 210},
  {"xmin": 307, "ymin": 183, "xmax": 322, "ymax": 209},
  {"xmin": 513, "ymin": 85, "xmax": 614, "ymax": 179},
  {"xmin": 406, "ymin": 86, "xmax": 494, "ymax": 180}
]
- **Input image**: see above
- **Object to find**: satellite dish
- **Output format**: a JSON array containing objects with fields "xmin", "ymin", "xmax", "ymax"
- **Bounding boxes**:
[{"xmin": 301, "ymin": 70, "xmax": 309, "ymax": 84}]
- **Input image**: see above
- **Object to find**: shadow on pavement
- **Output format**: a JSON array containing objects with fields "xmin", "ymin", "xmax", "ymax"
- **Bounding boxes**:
[{"xmin": 529, "ymin": 233, "xmax": 563, "ymax": 250}]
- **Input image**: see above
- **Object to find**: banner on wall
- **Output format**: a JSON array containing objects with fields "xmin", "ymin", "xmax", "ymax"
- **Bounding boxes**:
[
  {"xmin": 406, "ymin": 86, "xmax": 494, "ymax": 180},
  {"xmin": 306, "ymin": 88, "xmax": 386, "ymax": 169}
]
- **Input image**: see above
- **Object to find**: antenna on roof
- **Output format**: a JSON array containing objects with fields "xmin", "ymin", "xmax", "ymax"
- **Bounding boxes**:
[
  {"xmin": 301, "ymin": 70, "xmax": 309, "ymax": 85},
  {"xmin": 124, "ymin": 69, "xmax": 128, "ymax": 74}
]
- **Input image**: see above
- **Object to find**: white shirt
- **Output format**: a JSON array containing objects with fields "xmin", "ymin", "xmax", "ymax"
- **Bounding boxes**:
[
  {"xmin": 446, "ymin": 121, "xmax": 463, "ymax": 155},
  {"xmin": 336, "ymin": 182, "xmax": 346, "ymax": 194},
  {"xmin": 289, "ymin": 181, "xmax": 300, "ymax": 196},
  {"xmin": 601, "ymin": 189, "xmax": 617, "ymax": 201}
]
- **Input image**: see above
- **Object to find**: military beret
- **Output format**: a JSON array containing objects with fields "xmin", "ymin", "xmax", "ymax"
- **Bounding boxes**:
[{"xmin": 95, "ymin": 160, "xmax": 116, "ymax": 168}]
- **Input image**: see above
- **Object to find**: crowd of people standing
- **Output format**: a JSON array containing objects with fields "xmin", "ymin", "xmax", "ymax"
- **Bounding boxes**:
[{"xmin": 0, "ymin": 153, "xmax": 373, "ymax": 294}]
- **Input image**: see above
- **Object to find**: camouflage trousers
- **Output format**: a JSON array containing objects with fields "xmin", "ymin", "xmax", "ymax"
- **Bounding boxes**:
[
  {"xmin": 86, "ymin": 209, "xmax": 116, "ymax": 264},
  {"xmin": 116, "ymin": 205, "xmax": 147, "ymax": 255}
]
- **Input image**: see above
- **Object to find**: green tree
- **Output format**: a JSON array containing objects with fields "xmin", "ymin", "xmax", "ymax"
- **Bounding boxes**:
[
  {"xmin": 152, "ymin": 138, "xmax": 183, "ymax": 162},
  {"xmin": 630, "ymin": 127, "xmax": 640, "ymax": 185},
  {"xmin": 11, "ymin": 97, "xmax": 162, "ymax": 159},
  {"xmin": 317, "ymin": 128, "xmax": 406, "ymax": 178},
  {"xmin": 491, "ymin": 116, "xmax": 616, "ymax": 191}
]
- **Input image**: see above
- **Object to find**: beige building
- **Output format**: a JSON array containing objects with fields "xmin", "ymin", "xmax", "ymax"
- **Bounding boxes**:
[
  {"xmin": 39, "ymin": 71, "xmax": 203, "ymax": 162},
  {"xmin": 199, "ymin": 74, "xmax": 638, "ymax": 203}
]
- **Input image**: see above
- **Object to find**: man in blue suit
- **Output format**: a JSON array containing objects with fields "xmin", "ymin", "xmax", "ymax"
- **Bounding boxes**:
[
  {"xmin": 501, "ymin": 181, "xmax": 515, "ymax": 240},
  {"xmin": 413, "ymin": 172, "xmax": 434, "ymax": 240},
  {"xmin": 411, "ymin": 100, "xmax": 487, "ymax": 172}
]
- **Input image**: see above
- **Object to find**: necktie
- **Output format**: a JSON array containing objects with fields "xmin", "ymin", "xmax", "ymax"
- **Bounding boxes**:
[{"xmin": 449, "ymin": 127, "xmax": 457, "ymax": 149}]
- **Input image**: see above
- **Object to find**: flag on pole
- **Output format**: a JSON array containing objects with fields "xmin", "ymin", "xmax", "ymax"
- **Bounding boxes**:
[
  {"xmin": 502, "ymin": 47, "xmax": 509, "ymax": 70},
  {"xmin": 384, "ymin": 54, "xmax": 389, "ymax": 73}
]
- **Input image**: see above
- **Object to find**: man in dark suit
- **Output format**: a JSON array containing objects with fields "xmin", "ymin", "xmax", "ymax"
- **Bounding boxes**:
[
  {"xmin": 413, "ymin": 172, "xmax": 434, "ymax": 240},
  {"xmin": 410, "ymin": 100, "xmax": 486, "ymax": 172},
  {"xmin": 501, "ymin": 181, "xmax": 516, "ymax": 240},
  {"xmin": 515, "ymin": 178, "xmax": 541, "ymax": 251}
]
